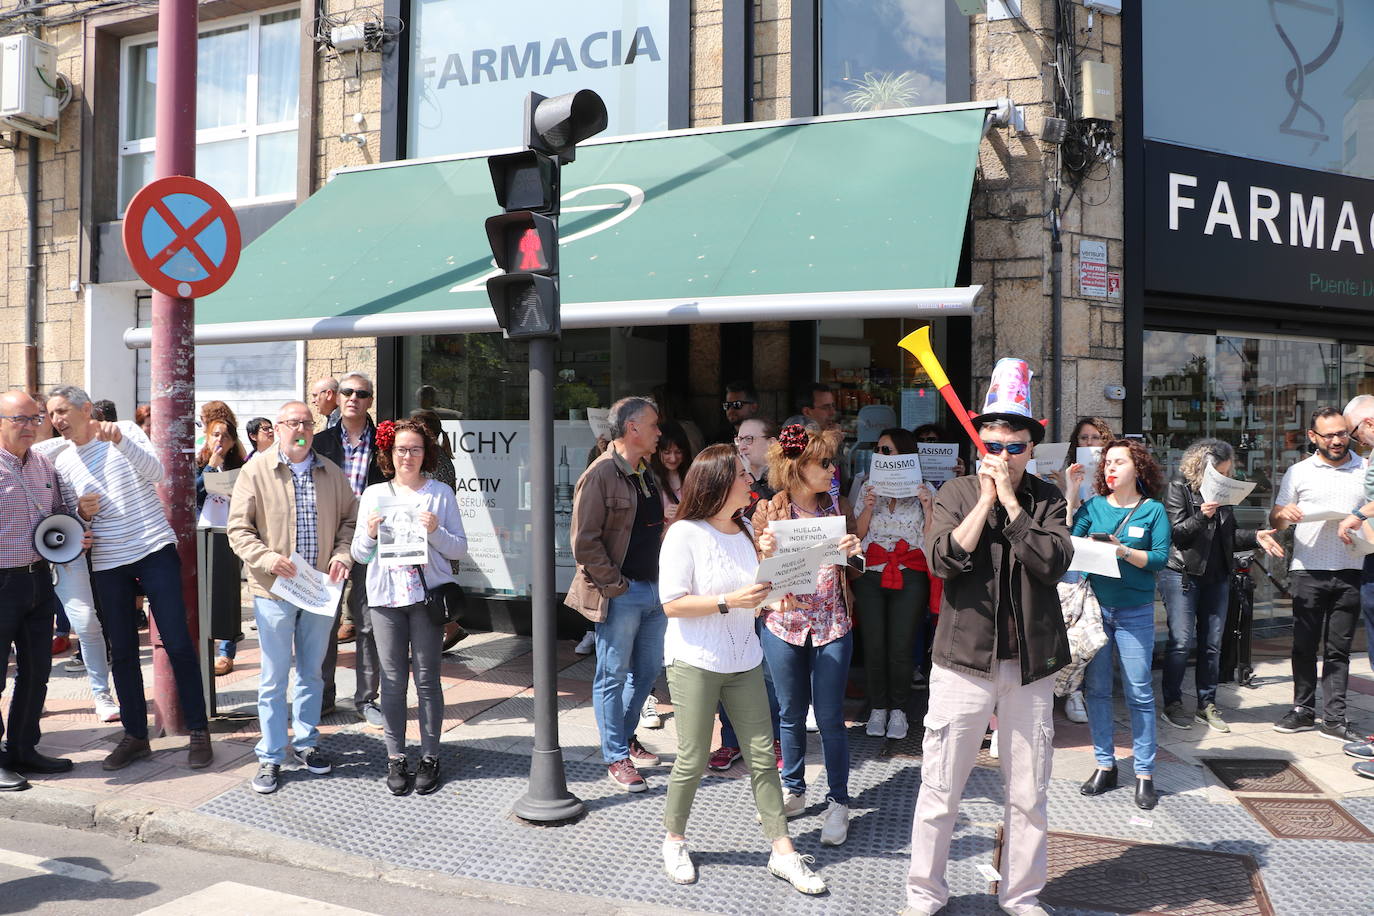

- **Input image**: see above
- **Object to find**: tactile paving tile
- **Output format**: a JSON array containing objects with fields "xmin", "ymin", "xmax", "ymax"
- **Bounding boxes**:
[
  {"xmin": 1239, "ymin": 797, "xmax": 1374, "ymax": 842},
  {"xmin": 1202, "ymin": 758, "xmax": 1322, "ymax": 794},
  {"xmin": 1016, "ymin": 831, "xmax": 1276, "ymax": 916}
]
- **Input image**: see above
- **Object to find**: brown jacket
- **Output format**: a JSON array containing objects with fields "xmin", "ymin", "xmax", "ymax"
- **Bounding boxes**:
[
  {"xmin": 927, "ymin": 472, "xmax": 1072, "ymax": 686},
  {"xmin": 227, "ymin": 452, "xmax": 359, "ymax": 599},
  {"xmin": 563, "ymin": 446, "xmax": 658, "ymax": 622}
]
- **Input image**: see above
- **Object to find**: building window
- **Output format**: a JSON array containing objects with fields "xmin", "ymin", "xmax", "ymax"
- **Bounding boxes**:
[
  {"xmin": 819, "ymin": 0, "xmax": 952, "ymax": 115},
  {"xmin": 119, "ymin": 6, "xmax": 301, "ymax": 212}
]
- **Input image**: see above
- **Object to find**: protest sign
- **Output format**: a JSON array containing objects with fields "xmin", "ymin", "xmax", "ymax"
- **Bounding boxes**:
[
  {"xmin": 1068, "ymin": 537, "xmax": 1121, "ymax": 578},
  {"xmin": 375, "ymin": 495, "xmax": 429, "ymax": 568},
  {"xmin": 586, "ymin": 408, "xmax": 611, "ymax": 441},
  {"xmin": 917, "ymin": 443, "xmax": 960, "ymax": 486},
  {"xmin": 756, "ymin": 541, "xmax": 846, "ymax": 602},
  {"xmin": 769, "ymin": 516, "xmax": 846, "ymax": 554},
  {"xmin": 869, "ymin": 453, "xmax": 924, "ymax": 498},
  {"xmin": 270, "ymin": 551, "xmax": 345, "ymax": 616},
  {"xmin": 1200, "ymin": 463, "xmax": 1256, "ymax": 506}
]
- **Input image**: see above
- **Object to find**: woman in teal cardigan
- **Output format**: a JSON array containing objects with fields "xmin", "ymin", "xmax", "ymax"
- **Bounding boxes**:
[{"xmin": 1069, "ymin": 439, "xmax": 1171, "ymax": 810}]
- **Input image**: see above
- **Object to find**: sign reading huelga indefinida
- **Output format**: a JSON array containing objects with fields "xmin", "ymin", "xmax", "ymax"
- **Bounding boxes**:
[{"xmin": 1144, "ymin": 141, "xmax": 1374, "ymax": 309}]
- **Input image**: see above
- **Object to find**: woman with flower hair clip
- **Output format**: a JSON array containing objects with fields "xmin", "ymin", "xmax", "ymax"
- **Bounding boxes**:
[{"xmin": 751, "ymin": 422, "xmax": 863, "ymax": 846}]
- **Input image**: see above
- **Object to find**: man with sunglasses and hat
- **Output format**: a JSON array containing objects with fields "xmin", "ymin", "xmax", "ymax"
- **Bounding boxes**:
[{"xmin": 903, "ymin": 359, "xmax": 1072, "ymax": 916}]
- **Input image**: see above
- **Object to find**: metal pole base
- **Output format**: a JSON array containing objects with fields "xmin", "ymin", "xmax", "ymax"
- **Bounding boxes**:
[{"xmin": 511, "ymin": 747, "xmax": 586, "ymax": 824}]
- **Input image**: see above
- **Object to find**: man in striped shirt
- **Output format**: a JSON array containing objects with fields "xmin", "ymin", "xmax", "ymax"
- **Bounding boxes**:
[
  {"xmin": 47, "ymin": 386, "xmax": 213, "ymax": 771},
  {"xmin": 0, "ymin": 390, "xmax": 87, "ymax": 791}
]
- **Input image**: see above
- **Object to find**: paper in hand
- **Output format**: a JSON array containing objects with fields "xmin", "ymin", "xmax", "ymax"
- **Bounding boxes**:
[
  {"xmin": 868, "ymin": 453, "xmax": 924, "ymax": 497},
  {"xmin": 586, "ymin": 408, "xmax": 611, "ymax": 441},
  {"xmin": 202, "ymin": 468, "xmax": 239, "ymax": 496},
  {"xmin": 756, "ymin": 541, "xmax": 847, "ymax": 603},
  {"xmin": 1034, "ymin": 442, "xmax": 1070, "ymax": 475},
  {"xmin": 769, "ymin": 516, "xmax": 846, "ymax": 554},
  {"xmin": 1349, "ymin": 523, "xmax": 1374, "ymax": 556},
  {"xmin": 1297, "ymin": 507, "xmax": 1351, "ymax": 523},
  {"xmin": 1199, "ymin": 463, "xmax": 1255, "ymax": 506},
  {"xmin": 270, "ymin": 551, "xmax": 344, "ymax": 616},
  {"xmin": 1068, "ymin": 536, "xmax": 1121, "ymax": 578}
]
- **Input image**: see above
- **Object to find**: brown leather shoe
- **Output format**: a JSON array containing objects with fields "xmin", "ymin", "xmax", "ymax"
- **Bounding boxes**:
[
  {"xmin": 213, "ymin": 656, "xmax": 233, "ymax": 676},
  {"xmin": 441, "ymin": 621, "xmax": 467, "ymax": 651},
  {"xmin": 103, "ymin": 734, "xmax": 152, "ymax": 771},
  {"xmin": 187, "ymin": 729, "xmax": 213, "ymax": 769},
  {"xmin": 337, "ymin": 624, "xmax": 356, "ymax": 643}
]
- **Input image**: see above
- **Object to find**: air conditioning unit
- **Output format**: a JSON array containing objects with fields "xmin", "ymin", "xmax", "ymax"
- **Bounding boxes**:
[{"xmin": 0, "ymin": 34, "xmax": 61, "ymax": 126}]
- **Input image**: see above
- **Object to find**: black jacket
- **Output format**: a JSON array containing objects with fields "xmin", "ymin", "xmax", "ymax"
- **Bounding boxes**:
[
  {"xmin": 927, "ymin": 473, "xmax": 1074, "ymax": 686},
  {"xmin": 313, "ymin": 418, "xmax": 387, "ymax": 491},
  {"xmin": 1163, "ymin": 477, "xmax": 1258, "ymax": 576}
]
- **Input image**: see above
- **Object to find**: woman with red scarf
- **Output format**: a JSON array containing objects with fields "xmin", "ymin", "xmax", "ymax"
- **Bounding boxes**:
[{"xmin": 853, "ymin": 427, "xmax": 933, "ymax": 741}]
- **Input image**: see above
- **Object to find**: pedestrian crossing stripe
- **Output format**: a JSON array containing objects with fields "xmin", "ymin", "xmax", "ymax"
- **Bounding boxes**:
[
  {"xmin": 136, "ymin": 881, "xmax": 380, "ymax": 915},
  {"xmin": 0, "ymin": 847, "xmax": 110, "ymax": 882}
]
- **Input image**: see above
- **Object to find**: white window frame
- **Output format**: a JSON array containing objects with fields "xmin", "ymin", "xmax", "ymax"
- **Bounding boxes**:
[{"xmin": 117, "ymin": 3, "xmax": 301, "ymax": 213}]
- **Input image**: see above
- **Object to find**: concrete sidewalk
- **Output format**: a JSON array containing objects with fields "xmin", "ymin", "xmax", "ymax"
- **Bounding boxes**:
[{"xmin": 6, "ymin": 618, "xmax": 1374, "ymax": 914}]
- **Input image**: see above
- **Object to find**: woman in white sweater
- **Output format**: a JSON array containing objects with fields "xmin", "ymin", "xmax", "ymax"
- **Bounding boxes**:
[
  {"xmin": 657, "ymin": 444, "xmax": 826, "ymax": 895},
  {"xmin": 351, "ymin": 419, "xmax": 467, "ymax": 797}
]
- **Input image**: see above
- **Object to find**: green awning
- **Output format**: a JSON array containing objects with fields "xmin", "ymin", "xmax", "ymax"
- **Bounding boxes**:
[{"xmin": 125, "ymin": 103, "xmax": 992, "ymax": 347}]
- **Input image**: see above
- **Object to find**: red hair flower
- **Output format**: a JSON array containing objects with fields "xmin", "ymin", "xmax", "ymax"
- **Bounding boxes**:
[
  {"xmin": 374, "ymin": 420, "xmax": 396, "ymax": 452},
  {"xmin": 778, "ymin": 423, "xmax": 809, "ymax": 459}
]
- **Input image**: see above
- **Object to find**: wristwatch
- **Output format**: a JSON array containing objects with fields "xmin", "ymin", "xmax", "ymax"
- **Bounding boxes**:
[
  {"xmin": 1354, "ymin": 509, "xmax": 1368, "ymax": 522},
  {"xmin": 1116, "ymin": 545, "xmax": 1129, "ymax": 559},
  {"xmin": 717, "ymin": 595, "xmax": 730, "ymax": 614}
]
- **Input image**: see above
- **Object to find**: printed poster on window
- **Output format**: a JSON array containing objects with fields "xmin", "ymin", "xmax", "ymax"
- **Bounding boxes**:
[{"xmin": 442, "ymin": 420, "xmax": 596, "ymax": 595}]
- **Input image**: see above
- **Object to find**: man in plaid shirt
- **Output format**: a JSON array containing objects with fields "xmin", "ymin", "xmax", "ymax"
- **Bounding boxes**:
[
  {"xmin": 228, "ymin": 400, "xmax": 356, "ymax": 795},
  {"xmin": 314, "ymin": 373, "xmax": 386, "ymax": 724}
]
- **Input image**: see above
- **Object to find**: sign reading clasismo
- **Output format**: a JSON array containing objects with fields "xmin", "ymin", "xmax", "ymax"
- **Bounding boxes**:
[{"xmin": 409, "ymin": 0, "xmax": 672, "ymax": 159}]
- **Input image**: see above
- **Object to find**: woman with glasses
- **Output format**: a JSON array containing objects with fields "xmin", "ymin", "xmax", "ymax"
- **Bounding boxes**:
[
  {"xmin": 853, "ymin": 427, "xmax": 933, "ymax": 741},
  {"xmin": 352, "ymin": 419, "xmax": 467, "ymax": 796},
  {"xmin": 244, "ymin": 417, "xmax": 275, "ymax": 460},
  {"xmin": 1072, "ymin": 439, "xmax": 1171, "ymax": 810},
  {"xmin": 656, "ymin": 445, "xmax": 826, "ymax": 894},
  {"xmin": 753, "ymin": 423, "xmax": 862, "ymax": 846}
]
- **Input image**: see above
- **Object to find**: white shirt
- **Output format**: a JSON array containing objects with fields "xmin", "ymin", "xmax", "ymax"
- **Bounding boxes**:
[
  {"xmin": 1274, "ymin": 451, "xmax": 1365, "ymax": 572},
  {"xmin": 657, "ymin": 520, "xmax": 764, "ymax": 674},
  {"xmin": 854, "ymin": 479, "xmax": 926, "ymax": 568},
  {"xmin": 49, "ymin": 422, "xmax": 175, "ymax": 572}
]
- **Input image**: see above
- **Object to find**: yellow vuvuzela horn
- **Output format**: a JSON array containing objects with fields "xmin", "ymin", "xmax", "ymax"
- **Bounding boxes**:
[{"xmin": 898, "ymin": 326, "xmax": 987, "ymax": 457}]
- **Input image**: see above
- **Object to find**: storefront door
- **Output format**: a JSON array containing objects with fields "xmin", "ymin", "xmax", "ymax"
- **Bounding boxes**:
[{"xmin": 1143, "ymin": 329, "xmax": 1374, "ymax": 624}]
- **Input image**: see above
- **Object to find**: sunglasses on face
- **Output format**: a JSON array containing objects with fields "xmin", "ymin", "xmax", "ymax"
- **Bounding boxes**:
[
  {"xmin": 340, "ymin": 387, "xmax": 373, "ymax": 399},
  {"xmin": 722, "ymin": 400, "xmax": 755, "ymax": 411},
  {"xmin": 816, "ymin": 457, "xmax": 834, "ymax": 470},
  {"xmin": 876, "ymin": 445, "xmax": 896, "ymax": 455},
  {"xmin": 982, "ymin": 441, "xmax": 1030, "ymax": 455}
]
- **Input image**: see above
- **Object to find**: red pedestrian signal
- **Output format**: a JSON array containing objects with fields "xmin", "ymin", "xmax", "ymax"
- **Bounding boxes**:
[{"xmin": 518, "ymin": 227, "xmax": 546, "ymax": 271}]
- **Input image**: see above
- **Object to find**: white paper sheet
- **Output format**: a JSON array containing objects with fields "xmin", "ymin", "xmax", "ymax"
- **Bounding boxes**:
[
  {"xmin": 586, "ymin": 408, "xmax": 611, "ymax": 441},
  {"xmin": 1034, "ymin": 442, "xmax": 1069, "ymax": 474},
  {"xmin": 917, "ymin": 443, "xmax": 960, "ymax": 486},
  {"xmin": 1200, "ymin": 463, "xmax": 1256, "ymax": 506},
  {"xmin": 1296, "ymin": 507, "xmax": 1351, "ymax": 523},
  {"xmin": 868, "ymin": 453, "xmax": 924, "ymax": 497},
  {"xmin": 202, "ymin": 468, "xmax": 239, "ymax": 496},
  {"xmin": 769, "ymin": 516, "xmax": 846, "ymax": 554},
  {"xmin": 1076, "ymin": 446, "xmax": 1103, "ymax": 502},
  {"xmin": 270, "ymin": 551, "xmax": 345, "ymax": 616},
  {"xmin": 1350, "ymin": 524, "xmax": 1374, "ymax": 556},
  {"xmin": 374, "ymin": 495, "xmax": 429, "ymax": 568},
  {"xmin": 755, "ymin": 541, "xmax": 846, "ymax": 602},
  {"xmin": 1068, "ymin": 536, "xmax": 1121, "ymax": 578}
]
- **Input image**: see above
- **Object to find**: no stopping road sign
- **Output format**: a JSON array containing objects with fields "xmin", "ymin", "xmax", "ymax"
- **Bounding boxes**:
[{"xmin": 122, "ymin": 175, "xmax": 242, "ymax": 299}]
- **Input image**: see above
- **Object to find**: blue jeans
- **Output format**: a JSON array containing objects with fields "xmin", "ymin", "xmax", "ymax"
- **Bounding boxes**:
[
  {"xmin": 253, "ymin": 596, "xmax": 335, "ymax": 764},
  {"xmin": 760, "ymin": 626, "xmax": 853, "ymax": 803},
  {"xmin": 1158, "ymin": 569, "xmax": 1228, "ymax": 708},
  {"xmin": 592, "ymin": 580, "xmax": 666, "ymax": 764},
  {"xmin": 92, "ymin": 545, "xmax": 208, "ymax": 739},
  {"xmin": 216, "ymin": 639, "xmax": 237, "ymax": 660},
  {"xmin": 1083, "ymin": 602, "xmax": 1157, "ymax": 776},
  {"xmin": 719, "ymin": 618, "xmax": 781, "ymax": 747}
]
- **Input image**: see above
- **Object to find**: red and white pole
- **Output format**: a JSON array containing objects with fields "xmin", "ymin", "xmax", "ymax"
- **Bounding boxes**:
[{"xmin": 148, "ymin": 0, "xmax": 198, "ymax": 736}]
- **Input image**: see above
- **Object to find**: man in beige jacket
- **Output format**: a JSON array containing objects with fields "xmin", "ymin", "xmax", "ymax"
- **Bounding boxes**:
[
  {"xmin": 228, "ymin": 400, "xmax": 357, "ymax": 795},
  {"xmin": 564, "ymin": 395, "xmax": 666, "ymax": 792}
]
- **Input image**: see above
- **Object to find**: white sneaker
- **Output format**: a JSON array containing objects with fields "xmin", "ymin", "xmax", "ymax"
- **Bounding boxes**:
[
  {"xmin": 1065, "ymin": 691, "xmax": 1088, "ymax": 723},
  {"xmin": 574, "ymin": 631, "xmax": 596, "ymax": 655},
  {"xmin": 640, "ymin": 694, "xmax": 663, "ymax": 730},
  {"xmin": 768, "ymin": 851, "xmax": 827, "ymax": 895},
  {"xmin": 662, "ymin": 838, "xmax": 696, "ymax": 884},
  {"xmin": 866, "ymin": 708, "xmax": 888, "ymax": 737},
  {"xmin": 806, "ymin": 706, "xmax": 819, "ymax": 733},
  {"xmin": 782, "ymin": 790, "xmax": 807, "ymax": 818},
  {"xmin": 94, "ymin": 692, "xmax": 121, "ymax": 723},
  {"xmin": 887, "ymin": 709, "xmax": 909, "ymax": 740},
  {"xmin": 819, "ymin": 798, "xmax": 849, "ymax": 846},
  {"xmin": 988, "ymin": 729, "xmax": 1000, "ymax": 759}
]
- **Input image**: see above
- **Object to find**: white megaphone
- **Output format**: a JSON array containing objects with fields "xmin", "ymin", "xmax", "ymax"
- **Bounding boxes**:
[{"xmin": 33, "ymin": 513, "xmax": 85, "ymax": 565}]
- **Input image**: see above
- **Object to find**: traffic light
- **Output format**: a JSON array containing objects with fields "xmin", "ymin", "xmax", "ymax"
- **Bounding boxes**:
[{"xmin": 484, "ymin": 90, "xmax": 608, "ymax": 341}]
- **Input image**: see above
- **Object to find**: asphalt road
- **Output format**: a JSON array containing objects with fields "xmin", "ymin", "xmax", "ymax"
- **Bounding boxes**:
[{"xmin": 0, "ymin": 819, "xmax": 560, "ymax": 916}]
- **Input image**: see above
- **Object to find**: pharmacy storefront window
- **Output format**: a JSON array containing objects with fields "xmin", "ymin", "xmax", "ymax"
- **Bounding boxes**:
[
  {"xmin": 398, "ymin": 327, "xmax": 673, "ymax": 598},
  {"xmin": 818, "ymin": 0, "xmax": 965, "ymax": 115},
  {"xmin": 408, "ymin": 0, "xmax": 680, "ymax": 159},
  {"xmin": 119, "ymin": 6, "xmax": 300, "ymax": 211},
  {"xmin": 1142, "ymin": 329, "xmax": 1374, "ymax": 623}
]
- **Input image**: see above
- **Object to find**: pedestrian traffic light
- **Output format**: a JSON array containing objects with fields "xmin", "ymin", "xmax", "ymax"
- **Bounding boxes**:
[{"xmin": 485, "ymin": 90, "xmax": 607, "ymax": 341}]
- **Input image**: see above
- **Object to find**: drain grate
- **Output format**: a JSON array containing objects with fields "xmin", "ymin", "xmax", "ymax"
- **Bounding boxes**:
[
  {"xmin": 1203, "ymin": 758, "xmax": 1321, "ymax": 794},
  {"xmin": 1015, "ymin": 831, "xmax": 1276, "ymax": 916},
  {"xmin": 1240, "ymin": 797, "xmax": 1374, "ymax": 842}
]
